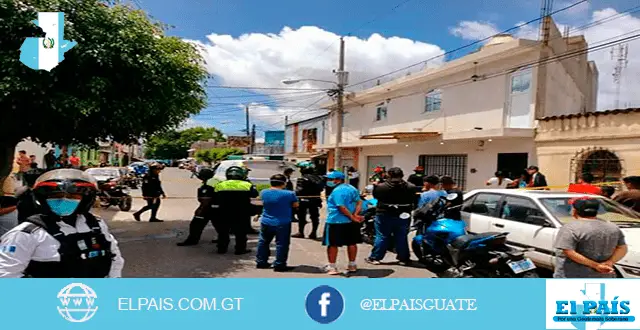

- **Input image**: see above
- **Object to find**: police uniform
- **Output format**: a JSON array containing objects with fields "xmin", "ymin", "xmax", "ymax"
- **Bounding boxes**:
[
  {"xmin": 134, "ymin": 170, "xmax": 165, "ymax": 222},
  {"xmin": 214, "ymin": 179, "xmax": 258, "ymax": 254},
  {"xmin": 0, "ymin": 213, "xmax": 124, "ymax": 278},
  {"xmin": 294, "ymin": 173, "xmax": 324, "ymax": 238},
  {"xmin": 177, "ymin": 181, "xmax": 221, "ymax": 245}
]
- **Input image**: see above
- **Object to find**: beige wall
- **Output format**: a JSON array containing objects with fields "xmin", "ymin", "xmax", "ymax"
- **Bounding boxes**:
[
  {"xmin": 536, "ymin": 111, "xmax": 640, "ymax": 187},
  {"xmin": 356, "ymin": 138, "xmax": 536, "ymax": 190}
]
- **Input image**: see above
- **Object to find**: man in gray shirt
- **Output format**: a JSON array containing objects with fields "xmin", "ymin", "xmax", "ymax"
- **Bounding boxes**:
[{"xmin": 554, "ymin": 198, "xmax": 628, "ymax": 278}]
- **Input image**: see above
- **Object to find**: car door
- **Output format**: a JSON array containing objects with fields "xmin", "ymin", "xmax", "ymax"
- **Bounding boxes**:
[
  {"xmin": 461, "ymin": 193, "xmax": 504, "ymax": 234},
  {"xmin": 491, "ymin": 196, "xmax": 557, "ymax": 268}
]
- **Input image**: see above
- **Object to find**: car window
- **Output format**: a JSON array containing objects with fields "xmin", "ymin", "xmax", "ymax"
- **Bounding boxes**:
[
  {"xmin": 86, "ymin": 169, "xmax": 120, "ymax": 177},
  {"xmin": 245, "ymin": 161, "xmax": 300, "ymax": 179},
  {"xmin": 500, "ymin": 196, "xmax": 546, "ymax": 225},
  {"xmin": 541, "ymin": 197, "xmax": 640, "ymax": 224},
  {"xmin": 467, "ymin": 193, "xmax": 502, "ymax": 216}
]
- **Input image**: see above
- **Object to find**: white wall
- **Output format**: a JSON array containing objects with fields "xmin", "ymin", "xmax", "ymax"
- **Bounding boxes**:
[
  {"xmin": 544, "ymin": 60, "xmax": 585, "ymax": 116},
  {"xmin": 14, "ymin": 139, "xmax": 51, "ymax": 167},
  {"xmin": 285, "ymin": 116, "xmax": 328, "ymax": 154},
  {"xmin": 357, "ymin": 138, "xmax": 536, "ymax": 190},
  {"xmin": 331, "ymin": 50, "xmax": 540, "ymax": 145},
  {"xmin": 284, "ymin": 125, "xmax": 294, "ymax": 154}
]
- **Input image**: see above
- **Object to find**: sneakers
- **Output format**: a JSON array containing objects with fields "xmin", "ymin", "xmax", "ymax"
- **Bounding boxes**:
[
  {"xmin": 364, "ymin": 257, "xmax": 382, "ymax": 265},
  {"xmin": 324, "ymin": 265, "xmax": 341, "ymax": 276},
  {"xmin": 256, "ymin": 263, "xmax": 271, "ymax": 269},
  {"xmin": 133, "ymin": 213, "xmax": 141, "ymax": 221},
  {"xmin": 291, "ymin": 233, "xmax": 304, "ymax": 238}
]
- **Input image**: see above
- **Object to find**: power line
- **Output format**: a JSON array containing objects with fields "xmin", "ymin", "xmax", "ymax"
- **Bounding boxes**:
[
  {"xmin": 338, "ymin": 29, "xmax": 640, "ymax": 111},
  {"xmin": 346, "ymin": 0, "xmax": 588, "ymax": 89},
  {"xmin": 206, "ymin": 85, "xmax": 330, "ymax": 91}
]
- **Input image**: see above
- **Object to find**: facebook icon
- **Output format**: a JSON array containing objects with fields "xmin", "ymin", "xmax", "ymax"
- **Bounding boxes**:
[{"xmin": 305, "ymin": 285, "xmax": 345, "ymax": 324}]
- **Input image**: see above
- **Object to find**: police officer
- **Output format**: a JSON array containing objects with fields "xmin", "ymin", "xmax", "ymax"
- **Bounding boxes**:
[
  {"xmin": 407, "ymin": 166, "xmax": 425, "ymax": 205},
  {"xmin": 0, "ymin": 169, "xmax": 124, "ymax": 278},
  {"xmin": 365, "ymin": 167, "xmax": 416, "ymax": 266},
  {"xmin": 214, "ymin": 166, "xmax": 258, "ymax": 255},
  {"xmin": 133, "ymin": 163, "xmax": 166, "ymax": 222},
  {"xmin": 177, "ymin": 167, "xmax": 221, "ymax": 246},
  {"xmin": 292, "ymin": 164, "xmax": 324, "ymax": 239}
]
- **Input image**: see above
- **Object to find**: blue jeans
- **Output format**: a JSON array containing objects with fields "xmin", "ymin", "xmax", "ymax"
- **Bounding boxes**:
[
  {"xmin": 369, "ymin": 214, "xmax": 410, "ymax": 261},
  {"xmin": 256, "ymin": 223, "xmax": 291, "ymax": 267}
]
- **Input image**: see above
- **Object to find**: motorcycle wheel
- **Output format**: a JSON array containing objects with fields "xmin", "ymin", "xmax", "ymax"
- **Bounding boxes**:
[
  {"xmin": 99, "ymin": 198, "xmax": 110, "ymax": 208},
  {"xmin": 119, "ymin": 196, "xmax": 133, "ymax": 211}
]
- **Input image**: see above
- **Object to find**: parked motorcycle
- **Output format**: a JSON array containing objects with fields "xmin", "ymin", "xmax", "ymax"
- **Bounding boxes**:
[
  {"xmin": 411, "ymin": 193, "xmax": 538, "ymax": 278},
  {"xmin": 123, "ymin": 170, "xmax": 140, "ymax": 189},
  {"xmin": 97, "ymin": 178, "xmax": 133, "ymax": 211}
]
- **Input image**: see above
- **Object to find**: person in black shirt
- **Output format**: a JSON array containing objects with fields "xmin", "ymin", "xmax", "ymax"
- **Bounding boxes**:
[
  {"xmin": 292, "ymin": 165, "xmax": 324, "ymax": 239},
  {"xmin": 177, "ymin": 167, "xmax": 221, "ymax": 246},
  {"xmin": 133, "ymin": 163, "xmax": 166, "ymax": 222},
  {"xmin": 440, "ymin": 176, "xmax": 463, "ymax": 219},
  {"xmin": 365, "ymin": 167, "xmax": 416, "ymax": 265},
  {"xmin": 15, "ymin": 166, "xmax": 45, "ymax": 223},
  {"xmin": 284, "ymin": 168, "xmax": 294, "ymax": 191},
  {"xmin": 407, "ymin": 166, "xmax": 425, "ymax": 206}
]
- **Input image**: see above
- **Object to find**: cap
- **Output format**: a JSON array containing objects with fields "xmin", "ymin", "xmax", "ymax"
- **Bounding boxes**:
[
  {"xmin": 527, "ymin": 165, "xmax": 539, "ymax": 171},
  {"xmin": 415, "ymin": 166, "xmax": 424, "ymax": 171},
  {"xmin": 326, "ymin": 171, "xmax": 345, "ymax": 180},
  {"xmin": 623, "ymin": 176, "xmax": 640, "ymax": 185}
]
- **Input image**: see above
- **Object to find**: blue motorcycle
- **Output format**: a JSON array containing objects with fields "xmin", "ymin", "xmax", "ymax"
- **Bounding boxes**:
[{"xmin": 411, "ymin": 193, "xmax": 538, "ymax": 278}]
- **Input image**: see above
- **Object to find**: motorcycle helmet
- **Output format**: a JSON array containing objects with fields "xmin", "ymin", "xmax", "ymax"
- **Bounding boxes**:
[
  {"xmin": 297, "ymin": 161, "xmax": 315, "ymax": 175},
  {"xmin": 32, "ymin": 169, "xmax": 98, "ymax": 218},
  {"xmin": 197, "ymin": 167, "xmax": 214, "ymax": 181},
  {"xmin": 225, "ymin": 166, "xmax": 247, "ymax": 180}
]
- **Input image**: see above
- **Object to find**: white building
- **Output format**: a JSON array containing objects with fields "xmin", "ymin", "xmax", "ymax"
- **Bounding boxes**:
[
  {"xmin": 317, "ymin": 19, "xmax": 598, "ymax": 190},
  {"xmin": 284, "ymin": 113, "xmax": 330, "ymax": 161}
]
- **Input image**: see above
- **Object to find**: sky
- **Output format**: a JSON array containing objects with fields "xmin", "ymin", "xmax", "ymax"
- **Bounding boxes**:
[{"xmin": 135, "ymin": 0, "xmax": 640, "ymax": 139}]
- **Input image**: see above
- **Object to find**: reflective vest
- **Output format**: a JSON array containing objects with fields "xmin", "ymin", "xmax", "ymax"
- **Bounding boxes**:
[{"xmin": 22, "ymin": 214, "xmax": 113, "ymax": 278}]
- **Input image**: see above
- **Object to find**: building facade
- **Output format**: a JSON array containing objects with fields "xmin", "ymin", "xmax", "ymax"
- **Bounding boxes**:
[
  {"xmin": 284, "ymin": 114, "xmax": 329, "ymax": 162},
  {"xmin": 536, "ymin": 108, "xmax": 640, "ymax": 188},
  {"xmin": 317, "ymin": 19, "xmax": 598, "ymax": 190}
]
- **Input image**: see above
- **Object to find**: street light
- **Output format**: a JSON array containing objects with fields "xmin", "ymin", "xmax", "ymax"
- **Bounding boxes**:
[
  {"xmin": 281, "ymin": 38, "xmax": 346, "ymax": 172},
  {"xmin": 281, "ymin": 78, "xmax": 337, "ymax": 86}
]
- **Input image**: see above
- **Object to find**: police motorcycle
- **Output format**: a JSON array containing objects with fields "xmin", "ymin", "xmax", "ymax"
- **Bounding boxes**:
[
  {"xmin": 96, "ymin": 177, "xmax": 132, "ymax": 211},
  {"xmin": 411, "ymin": 193, "xmax": 538, "ymax": 278}
]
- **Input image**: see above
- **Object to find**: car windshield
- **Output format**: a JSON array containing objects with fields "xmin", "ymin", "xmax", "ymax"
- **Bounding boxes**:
[
  {"xmin": 540, "ymin": 197, "xmax": 640, "ymax": 226},
  {"xmin": 214, "ymin": 161, "xmax": 299, "ymax": 179},
  {"xmin": 85, "ymin": 169, "xmax": 120, "ymax": 178}
]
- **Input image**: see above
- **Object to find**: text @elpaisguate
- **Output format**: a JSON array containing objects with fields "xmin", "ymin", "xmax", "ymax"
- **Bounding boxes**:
[{"xmin": 360, "ymin": 298, "xmax": 478, "ymax": 311}]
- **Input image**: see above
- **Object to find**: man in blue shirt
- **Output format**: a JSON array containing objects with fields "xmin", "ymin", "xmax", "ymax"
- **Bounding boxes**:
[
  {"xmin": 323, "ymin": 171, "xmax": 363, "ymax": 275},
  {"xmin": 256, "ymin": 174, "xmax": 299, "ymax": 272},
  {"xmin": 418, "ymin": 175, "xmax": 447, "ymax": 208}
]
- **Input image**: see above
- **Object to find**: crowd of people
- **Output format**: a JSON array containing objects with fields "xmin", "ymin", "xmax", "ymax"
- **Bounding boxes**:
[{"xmin": 1, "ymin": 155, "xmax": 640, "ymax": 278}]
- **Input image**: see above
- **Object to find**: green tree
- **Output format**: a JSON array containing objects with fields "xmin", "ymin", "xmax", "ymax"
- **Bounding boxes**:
[
  {"xmin": 194, "ymin": 147, "xmax": 243, "ymax": 165},
  {"xmin": 145, "ymin": 126, "xmax": 224, "ymax": 159},
  {"xmin": 0, "ymin": 0, "xmax": 207, "ymax": 185}
]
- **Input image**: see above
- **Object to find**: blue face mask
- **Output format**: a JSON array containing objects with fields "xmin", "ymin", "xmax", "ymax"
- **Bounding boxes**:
[
  {"xmin": 326, "ymin": 181, "xmax": 338, "ymax": 188},
  {"xmin": 46, "ymin": 198, "xmax": 81, "ymax": 217}
]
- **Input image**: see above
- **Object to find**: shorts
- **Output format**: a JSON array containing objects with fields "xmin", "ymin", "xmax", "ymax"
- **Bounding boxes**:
[{"xmin": 322, "ymin": 222, "xmax": 362, "ymax": 247}]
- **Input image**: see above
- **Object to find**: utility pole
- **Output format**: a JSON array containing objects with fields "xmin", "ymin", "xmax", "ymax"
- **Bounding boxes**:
[
  {"xmin": 251, "ymin": 125, "xmax": 257, "ymax": 154},
  {"xmin": 611, "ymin": 43, "xmax": 629, "ymax": 109},
  {"xmin": 245, "ymin": 105, "xmax": 250, "ymax": 137},
  {"xmin": 334, "ymin": 37, "xmax": 346, "ymax": 172}
]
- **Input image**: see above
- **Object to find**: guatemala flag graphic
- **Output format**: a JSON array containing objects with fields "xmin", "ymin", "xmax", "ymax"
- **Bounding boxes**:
[{"xmin": 19, "ymin": 12, "xmax": 77, "ymax": 71}]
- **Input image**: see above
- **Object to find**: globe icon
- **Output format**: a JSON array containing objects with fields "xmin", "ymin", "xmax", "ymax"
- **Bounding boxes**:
[{"xmin": 57, "ymin": 283, "xmax": 99, "ymax": 323}]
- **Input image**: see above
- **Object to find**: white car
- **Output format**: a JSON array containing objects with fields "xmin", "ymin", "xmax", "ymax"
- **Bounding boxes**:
[
  {"xmin": 461, "ymin": 189, "xmax": 640, "ymax": 278},
  {"xmin": 209, "ymin": 159, "xmax": 300, "ymax": 188}
]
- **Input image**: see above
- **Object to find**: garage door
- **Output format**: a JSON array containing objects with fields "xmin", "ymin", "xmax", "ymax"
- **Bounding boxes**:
[
  {"xmin": 367, "ymin": 156, "xmax": 393, "ymax": 180},
  {"xmin": 419, "ymin": 154, "xmax": 468, "ymax": 190}
]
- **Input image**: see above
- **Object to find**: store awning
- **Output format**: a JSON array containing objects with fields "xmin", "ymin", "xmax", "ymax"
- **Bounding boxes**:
[{"xmin": 360, "ymin": 132, "xmax": 440, "ymax": 140}]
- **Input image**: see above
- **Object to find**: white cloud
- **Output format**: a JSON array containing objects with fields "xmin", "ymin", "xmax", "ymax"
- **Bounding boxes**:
[
  {"xmin": 188, "ymin": 26, "xmax": 445, "ymax": 92},
  {"xmin": 451, "ymin": 9, "xmax": 640, "ymax": 110},
  {"xmin": 179, "ymin": 118, "xmax": 212, "ymax": 130},
  {"xmin": 449, "ymin": 21, "xmax": 500, "ymax": 41}
]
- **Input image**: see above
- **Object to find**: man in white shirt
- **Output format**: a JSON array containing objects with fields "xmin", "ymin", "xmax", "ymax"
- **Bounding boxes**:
[{"xmin": 486, "ymin": 171, "xmax": 513, "ymax": 188}]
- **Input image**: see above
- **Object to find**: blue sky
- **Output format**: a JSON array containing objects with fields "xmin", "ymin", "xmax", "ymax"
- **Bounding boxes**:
[{"xmin": 135, "ymin": 0, "xmax": 640, "ymax": 137}]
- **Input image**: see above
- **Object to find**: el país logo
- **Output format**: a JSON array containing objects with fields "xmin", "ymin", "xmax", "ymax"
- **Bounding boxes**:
[{"xmin": 57, "ymin": 283, "xmax": 98, "ymax": 323}]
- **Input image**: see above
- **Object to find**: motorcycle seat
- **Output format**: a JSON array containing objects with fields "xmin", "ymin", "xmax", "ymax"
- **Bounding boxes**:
[{"xmin": 450, "ymin": 232, "xmax": 503, "ymax": 250}]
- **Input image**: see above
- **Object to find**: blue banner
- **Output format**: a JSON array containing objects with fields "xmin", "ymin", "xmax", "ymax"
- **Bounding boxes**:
[
  {"xmin": 4, "ymin": 279, "xmax": 640, "ymax": 329},
  {"xmin": 265, "ymin": 130, "xmax": 284, "ymax": 146}
]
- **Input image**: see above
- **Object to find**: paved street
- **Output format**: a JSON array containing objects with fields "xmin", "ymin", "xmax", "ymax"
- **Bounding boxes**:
[{"xmin": 95, "ymin": 168, "xmax": 437, "ymax": 278}]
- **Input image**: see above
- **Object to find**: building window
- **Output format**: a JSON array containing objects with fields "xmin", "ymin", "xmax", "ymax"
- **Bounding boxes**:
[
  {"xmin": 375, "ymin": 103, "xmax": 387, "ymax": 121},
  {"xmin": 425, "ymin": 89, "xmax": 441, "ymax": 112},
  {"xmin": 510, "ymin": 70, "xmax": 532, "ymax": 94},
  {"xmin": 419, "ymin": 154, "xmax": 468, "ymax": 190}
]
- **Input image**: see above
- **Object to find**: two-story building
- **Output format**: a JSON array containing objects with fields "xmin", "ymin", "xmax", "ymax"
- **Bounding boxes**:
[
  {"xmin": 317, "ymin": 18, "xmax": 598, "ymax": 190},
  {"xmin": 285, "ymin": 114, "xmax": 330, "ymax": 170}
]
